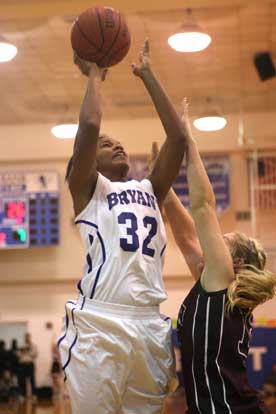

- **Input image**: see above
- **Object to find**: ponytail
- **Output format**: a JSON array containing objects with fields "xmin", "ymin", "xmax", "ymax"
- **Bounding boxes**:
[{"xmin": 226, "ymin": 264, "xmax": 276, "ymax": 314}]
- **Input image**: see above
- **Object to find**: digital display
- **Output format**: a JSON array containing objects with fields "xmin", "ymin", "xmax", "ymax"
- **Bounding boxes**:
[
  {"xmin": 0, "ymin": 172, "xmax": 59, "ymax": 249},
  {"xmin": 0, "ymin": 232, "xmax": 7, "ymax": 243},
  {"xmin": 5, "ymin": 201, "xmax": 26, "ymax": 222},
  {"xmin": 13, "ymin": 229, "xmax": 27, "ymax": 242}
]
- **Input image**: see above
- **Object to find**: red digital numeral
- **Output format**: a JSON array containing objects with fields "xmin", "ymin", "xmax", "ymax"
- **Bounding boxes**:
[
  {"xmin": 0, "ymin": 232, "xmax": 6, "ymax": 243},
  {"xmin": 6, "ymin": 202, "xmax": 26, "ymax": 219}
]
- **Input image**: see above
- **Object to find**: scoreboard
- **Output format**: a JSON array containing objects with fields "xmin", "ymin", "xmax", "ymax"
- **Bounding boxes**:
[{"xmin": 0, "ymin": 171, "xmax": 59, "ymax": 249}]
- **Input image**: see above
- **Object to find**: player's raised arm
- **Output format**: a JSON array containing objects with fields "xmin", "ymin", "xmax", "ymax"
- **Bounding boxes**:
[
  {"xmin": 149, "ymin": 142, "xmax": 203, "ymax": 280},
  {"xmin": 131, "ymin": 40, "xmax": 187, "ymax": 204},
  {"xmin": 67, "ymin": 54, "xmax": 107, "ymax": 216},
  {"xmin": 164, "ymin": 189, "xmax": 203, "ymax": 280},
  {"xmin": 183, "ymin": 99, "xmax": 234, "ymax": 291}
]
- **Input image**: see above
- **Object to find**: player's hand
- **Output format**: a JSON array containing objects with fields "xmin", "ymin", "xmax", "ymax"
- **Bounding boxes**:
[
  {"xmin": 73, "ymin": 51, "xmax": 108, "ymax": 80},
  {"xmin": 131, "ymin": 38, "xmax": 151, "ymax": 78},
  {"xmin": 73, "ymin": 51, "xmax": 93, "ymax": 76},
  {"xmin": 180, "ymin": 97, "xmax": 189, "ymax": 123},
  {"xmin": 180, "ymin": 97, "xmax": 194, "ymax": 142}
]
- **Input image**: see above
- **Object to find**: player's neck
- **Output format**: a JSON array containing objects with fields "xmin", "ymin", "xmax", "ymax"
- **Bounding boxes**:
[{"xmin": 100, "ymin": 170, "xmax": 127, "ymax": 182}]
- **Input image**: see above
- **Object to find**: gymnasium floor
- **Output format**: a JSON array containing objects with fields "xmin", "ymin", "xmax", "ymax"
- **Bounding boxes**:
[
  {"xmin": 0, "ymin": 399, "xmax": 70, "ymax": 414},
  {"xmin": 1, "ymin": 390, "xmax": 276, "ymax": 413},
  {"xmin": 0, "ymin": 391, "xmax": 187, "ymax": 414}
]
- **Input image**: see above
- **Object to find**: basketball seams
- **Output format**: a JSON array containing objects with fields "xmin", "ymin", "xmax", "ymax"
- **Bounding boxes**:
[
  {"xmin": 74, "ymin": 20, "xmax": 101, "ymax": 53},
  {"xmin": 106, "ymin": 42, "xmax": 131, "ymax": 67},
  {"xmin": 97, "ymin": 12, "xmax": 122, "ymax": 66},
  {"xmin": 95, "ymin": 8, "xmax": 105, "ymax": 51}
]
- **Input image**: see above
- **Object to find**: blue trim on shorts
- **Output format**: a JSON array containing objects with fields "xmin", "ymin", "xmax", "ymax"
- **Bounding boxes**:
[
  {"xmin": 75, "ymin": 220, "xmax": 106, "ymax": 299},
  {"xmin": 80, "ymin": 296, "xmax": 86, "ymax": 310},
  {"xmin": 61, "ymin": 300, "xmax": 81, "ymax": 380},
  {"xmin": 77, "ymin": 279, "xmax": 83, "ymax": 295},
  {"xmin": 71, "ymin": 307, "xmax": 76, "ymax": 326},
  {"xmin": 60, "ymin": 299, "xmax": 85, "ymax": 382},
  {"xmin": 57, "ymin": 309, "xmax": 69, "ymax": 348},
  {"xmin": 62, "ymin": 330, "xmax": 78, "ymax": 372}
]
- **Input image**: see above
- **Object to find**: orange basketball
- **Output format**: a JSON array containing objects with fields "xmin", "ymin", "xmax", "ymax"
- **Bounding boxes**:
[{"xmin": 71, "ymin": 7, "xmax": 131, "ymax": 67}]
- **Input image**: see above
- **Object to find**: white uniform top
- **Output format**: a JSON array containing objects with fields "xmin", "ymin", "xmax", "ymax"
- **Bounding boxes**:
[{"xmin": 75, "ymin": 173, "xmax": 167, "ymax": 306}]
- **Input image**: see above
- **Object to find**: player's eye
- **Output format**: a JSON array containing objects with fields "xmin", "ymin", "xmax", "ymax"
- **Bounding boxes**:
[{"xmin": 100, "ymin": 142, "xmax": 112, "ymax": 148}]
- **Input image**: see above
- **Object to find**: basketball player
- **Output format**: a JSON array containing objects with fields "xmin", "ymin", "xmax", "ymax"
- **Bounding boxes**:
[
  {"xmin": 162, "ymin": 99, "xmax": 276, "ymax": 413},
  {"xmin": 58, "ymin": 40, "xmax": 186, "ymax": 414}
]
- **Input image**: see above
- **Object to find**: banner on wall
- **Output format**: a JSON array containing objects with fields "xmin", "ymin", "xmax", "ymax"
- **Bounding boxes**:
[
  {"xmin": 247, "ymin": 327, "xmax": 276, "ymax": 390},
  {"xmin": 128, "ymin": 155, "xmax": 230, "ymax": 213}
]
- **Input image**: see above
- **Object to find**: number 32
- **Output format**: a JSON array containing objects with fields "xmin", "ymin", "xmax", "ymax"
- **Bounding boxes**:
[{"xmin": 118, "ymin": 212, "xmax": 157, "ymax": 258}]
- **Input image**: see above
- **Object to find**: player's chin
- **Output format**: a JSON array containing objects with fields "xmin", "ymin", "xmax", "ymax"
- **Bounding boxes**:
[{"xmin": 113, "ymin": 159, "xmax": 130, "ymax": 175}]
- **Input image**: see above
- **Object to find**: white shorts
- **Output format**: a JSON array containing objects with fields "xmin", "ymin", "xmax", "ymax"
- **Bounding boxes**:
[{"xmin": 58, "ymin": 296, "xmax": 177, "ymax": 414}]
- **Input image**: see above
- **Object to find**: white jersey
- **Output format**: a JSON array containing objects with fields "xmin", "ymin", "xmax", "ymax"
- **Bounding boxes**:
[{"xmin": 75, "ymin": 173, "xmax": 167, "ymax": 306}]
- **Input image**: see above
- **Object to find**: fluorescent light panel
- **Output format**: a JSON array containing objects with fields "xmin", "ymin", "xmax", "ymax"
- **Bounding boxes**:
[
  {"xmin": 51, "ymin": 124, "xmax": 78, "ymax": 139},
  {"xmin": 0, "ymin": 42, "xmax": 17, "ymax": 62},
  {"xmin": 168, "ymin": 32, "xmax": 211, "ymax": 52},
  {"xmin": 193, "ymin": 116, "xmax": 227, "ymax": 131}
]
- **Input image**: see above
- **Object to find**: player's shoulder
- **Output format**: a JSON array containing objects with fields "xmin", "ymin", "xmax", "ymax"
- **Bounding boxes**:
[{"xmin": 94, "ymin": 172, "xmax": 117, "ymax": 193}]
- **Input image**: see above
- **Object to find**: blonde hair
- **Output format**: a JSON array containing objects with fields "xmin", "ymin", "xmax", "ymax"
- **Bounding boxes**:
[{"xmin": 226, "ymin": 232, "xmax": 276, "ymax": 313}]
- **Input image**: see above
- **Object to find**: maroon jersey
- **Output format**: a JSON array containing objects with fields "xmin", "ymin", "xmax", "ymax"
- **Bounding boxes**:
[{"xmin": 177, "ymin": 280, "xmax": 268, "ymax": 414}]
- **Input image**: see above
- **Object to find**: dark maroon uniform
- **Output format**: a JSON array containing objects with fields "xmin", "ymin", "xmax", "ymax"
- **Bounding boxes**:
[{"xmin": 177, "ymin": 280, "xmax": 268, "ymax": 414}]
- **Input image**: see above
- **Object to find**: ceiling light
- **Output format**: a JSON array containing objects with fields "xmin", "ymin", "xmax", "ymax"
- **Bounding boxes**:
[
  {"xmin": 193, "ymin": 116, "xmax": 227, "ymax": 131},
  {"xmin": 168, "ymin": 30, "xmax": 211, "ymax": 53},
  {"xmin": 51, "ymin": 124, "xmax": 78, "ymax": 139},
  {"xmin": 0, "ymin": 42, "xmax": 17, "ymax": 62},
  {"xmin": 193, "ymin": 96, "xmax": 227, "ymax": 131},
  {"xmin": 168, "ymin": 8, "xmax": 211, "ymax": 53}
]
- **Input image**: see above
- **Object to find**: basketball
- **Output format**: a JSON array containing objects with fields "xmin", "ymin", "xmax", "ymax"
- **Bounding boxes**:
[{"xmin": 71, "ymin": 7, "xmax": 131, "ymax": 67}]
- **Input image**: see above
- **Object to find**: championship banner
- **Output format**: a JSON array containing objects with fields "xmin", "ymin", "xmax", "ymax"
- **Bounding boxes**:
[
  {"xmin": 129, "ymin": 155, "xmax": 230, "ymax": 213},
  {"xmin": 247, "ymin": 327, "xmax": 276, "ymax": 390}
]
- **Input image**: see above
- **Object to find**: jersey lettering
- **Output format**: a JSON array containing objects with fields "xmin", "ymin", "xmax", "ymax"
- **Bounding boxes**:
[
  {"xmin": 107, "ymin": 189, "xmax": 156, "ymax": 211},
  {"xmin": 136, "ymin": 191, "xmax": 148, "ymax": 206}
]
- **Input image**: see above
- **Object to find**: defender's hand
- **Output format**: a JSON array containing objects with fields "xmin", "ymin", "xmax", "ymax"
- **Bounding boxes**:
[
  {"xmin": 131, "ymin": 38, "xmax": 151, "ymax": 78},
  {"xmin": 181, "ymin": 97, "xmax": 194, "ymax": 141},
  {"xmin": 180, "ymin": 97, "xmax": 189, "ymax": 123}
]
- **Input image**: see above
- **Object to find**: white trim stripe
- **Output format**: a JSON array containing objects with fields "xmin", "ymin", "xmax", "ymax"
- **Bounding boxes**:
[
  {"xmin": 238, "ymin": 313, "xmax": 247, "ymax": 359},
  {"xmin": 192, "ymin": 295, "xmax": 202, "ymax": 414},
  {"xmin": 204, "ymin": 297, "xmax": 216, "ymax": 413},
  {"xmin": 215, "ymin": 294, "xmax": 232, "ymax": 414}
]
